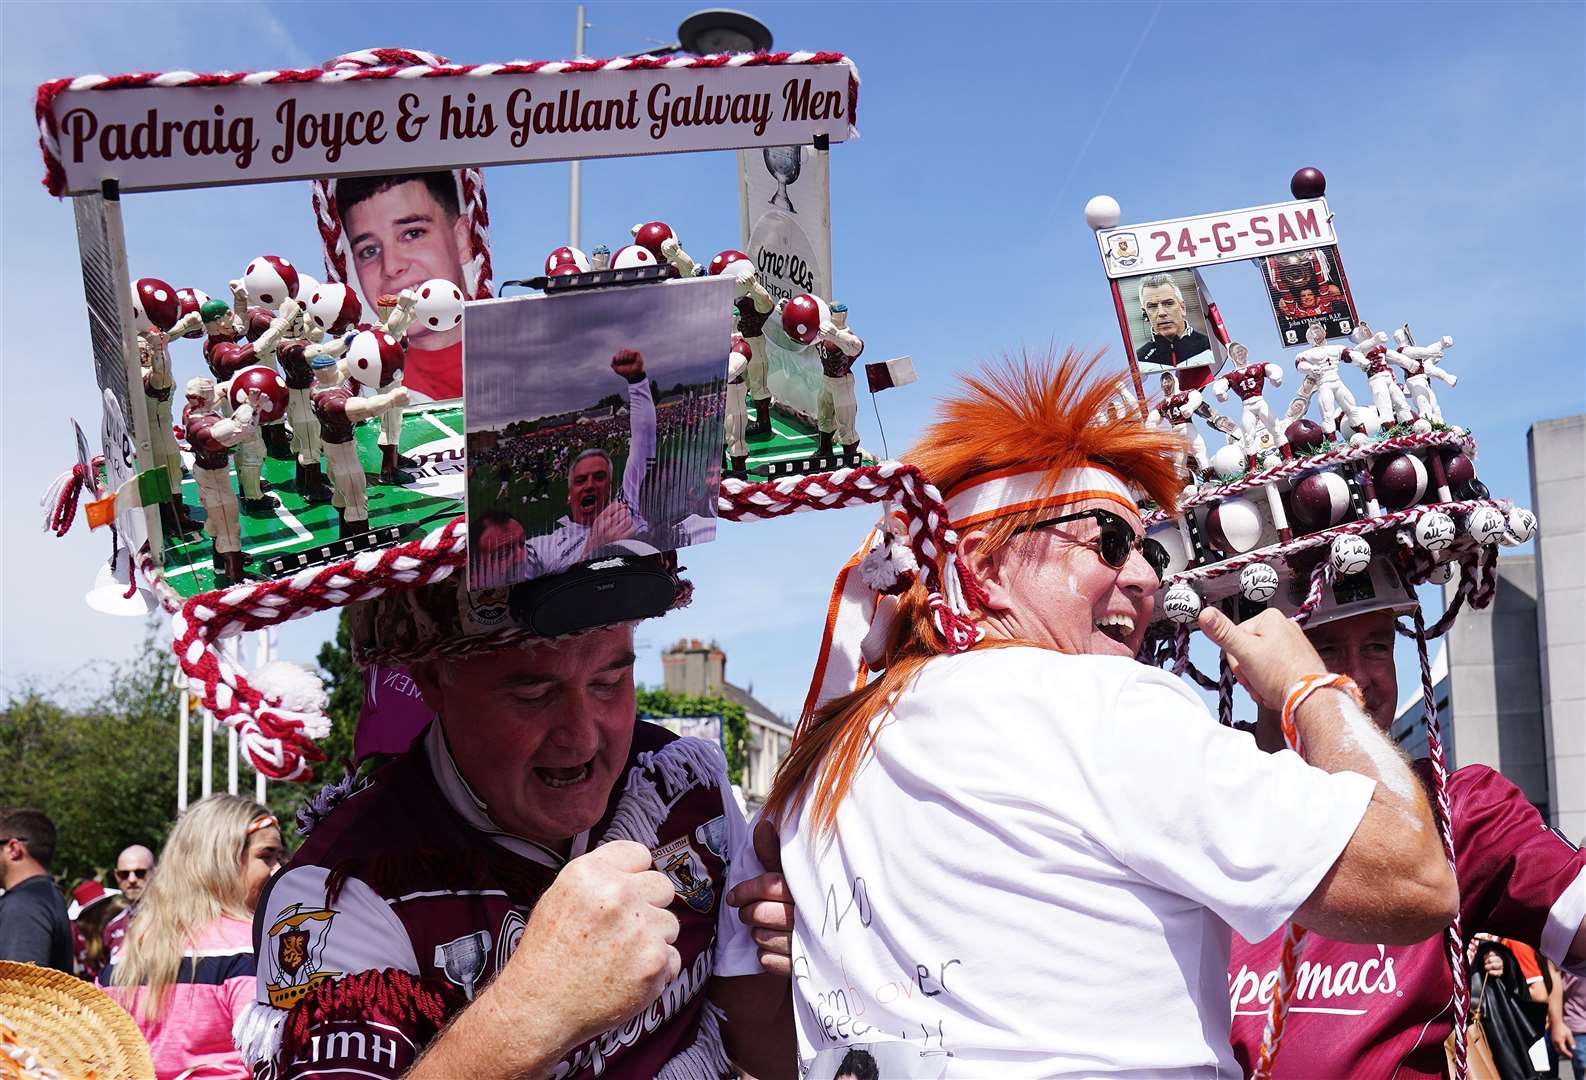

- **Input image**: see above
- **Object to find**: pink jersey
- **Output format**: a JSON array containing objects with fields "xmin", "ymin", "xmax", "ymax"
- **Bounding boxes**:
[
  {"xmin": 1229, "ymin": 763, "xmax": 1585, "ymax": 1079},
  {"xmin": 102, "ymin": 916, "xmax": 256, "ymax": 1080}
]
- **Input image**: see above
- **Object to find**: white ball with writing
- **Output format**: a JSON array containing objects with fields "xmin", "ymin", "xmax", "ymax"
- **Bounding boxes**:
[
  {"xmin": 1426, "ymin": 562, "xmax": 1455, "ymax": 585},
  {"xmin": 1503, "ymin": 507, "xmax": 1537, "ymax": 546},
  {"xmin": 1162, "ymin": 582, "xmax": 1201, "ymax": 625},
  {"xmin": 414, "ymin": 278, "xmax": 465, "ymax": 332},
  {"xmin": 1329, "ymin": 534, "xmax": 1372, "ymax": 576},
  {"xmin": 1466, "ymin": 506, "xmax": 1507, "ymax": 546},
  {"xmin": 1414, "ymin": 510, "xmax": 1456, "ymax": 552},
  {"xmin": 1240, "ymin": 562, "xmax": 1280, "ymax": 603}
]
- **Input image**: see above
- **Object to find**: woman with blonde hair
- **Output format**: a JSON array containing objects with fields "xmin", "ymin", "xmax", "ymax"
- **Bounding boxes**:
[
  {"xmin": 768, "ymin": 352, "xmax": 1455, "ymax": 1077},
  {"xmin": 103, "ymin": 794, "xmax": 284, "ymax": 1079}
]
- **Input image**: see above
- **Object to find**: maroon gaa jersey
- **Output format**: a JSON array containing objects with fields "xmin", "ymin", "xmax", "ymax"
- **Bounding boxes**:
[
  {"xmin": 244, "ymin": 721, "xmax": 763, "ymax": 1080},
  {"xmin": 311, "ymin": 385, "xmax": 356, "ymax": 445},
  {"xmin": 816, "ymin": 337, "xmax": 865, "ymax": 379},
  {"xmin": 1229, "ymin": 763, "xmax": 1585, "ymax": 1079},
  {"xmin": 1226, "ymin": 363, "xmax": 1271, "ymax": 401}
]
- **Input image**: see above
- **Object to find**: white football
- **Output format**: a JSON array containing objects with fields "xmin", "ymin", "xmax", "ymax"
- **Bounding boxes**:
[
  {"xmin": 1210, "ymin": 443, "xmax": 1246, "ymax": 479},
  {"xmin": 1503, "ymin": 507, "xmax": 1537, "ymax": 545},
  {"xmin": 414, "ymin": 278, "xmax": 465, "ymax": 331},
  {"xmin": 1240, "ymin": 562, "xmax": 1280, "ymax": 603},
  {"xmin": 1426, "ymin": 562, "xmax": 1455, "ymax": 585},
  {"xmin": 1466, "ymin": 506, "xmax": 1507, "ymax": 546},
  {"xmin": 1330, "ymin": 534, "xmax": 1372, "ymax": 576},
  {"xmin": 1414, "ymin": 510, "xmax": 1456, "ymax": 552},
  {"xmin": 1161, "ymin": 582, "xmax": 1201, "ymax": 625}
]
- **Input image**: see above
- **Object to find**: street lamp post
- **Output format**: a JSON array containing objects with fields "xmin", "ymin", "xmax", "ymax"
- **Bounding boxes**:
[{"xmin": 568, "ymin": 7, "xmax": 774, "ymax": 246}]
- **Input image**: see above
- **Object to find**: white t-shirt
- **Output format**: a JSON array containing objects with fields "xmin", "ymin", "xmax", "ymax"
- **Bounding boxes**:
[{"xmin": 779, "ymin": 647, "xmax": 1375, "ymax": 1079}]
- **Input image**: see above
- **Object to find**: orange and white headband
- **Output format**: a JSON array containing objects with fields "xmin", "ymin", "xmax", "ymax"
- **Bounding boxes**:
[
  {"xmin": 801, "ymin": 465, "xmax": 1141, "ymax": 718},
  {"xmin": 246, "ymin": 814, "xmax": 279, "ymax": 836},
  {"xmin": 941, "ymin": 464, "xmax": 1137, "ymax": 531}
]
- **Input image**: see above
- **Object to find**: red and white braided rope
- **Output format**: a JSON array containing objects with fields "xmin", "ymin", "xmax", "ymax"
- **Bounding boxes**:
[
  {"xmin": 718, "ymin": 462, "xmax": 986, "ymax": 650},
  {"xmin": 1143, "ymin": 429, "xmax": 1475, "ymax": 528},
  {"xmin": 128, "ymin": 460, "xmax": 963, "ymax": 781},
  {"xmin": 35, "ymin": 51, "xmax": 861, "ymax": 197},
  {"xmin": 1408, "ymin": 601, "xmax": 1471, "ymax": 1080}
]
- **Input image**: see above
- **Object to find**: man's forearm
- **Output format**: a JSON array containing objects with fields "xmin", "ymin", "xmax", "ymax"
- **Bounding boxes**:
[
  {"xmin": 1293, "ymin": 690, "xmax": 1431, "ymax": 825},
  {"xmin": 408, "ymin": 982, "xmax": 570, "ymax": 1080}
]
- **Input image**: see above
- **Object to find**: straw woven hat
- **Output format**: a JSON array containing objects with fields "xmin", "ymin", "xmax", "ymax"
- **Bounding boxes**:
[{"xmin": 0, "ymin": 961, "xmax": 153, "ymax": 1079}]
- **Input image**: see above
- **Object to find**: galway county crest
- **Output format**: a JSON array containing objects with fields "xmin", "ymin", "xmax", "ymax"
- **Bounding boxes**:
[
  {"xmin": 265, "ymin": 903, "xmax": 340, "ymax": 1008},
  {"xmin": 652, "ymin": 836, "xmax": 715, "ymax": 914}
]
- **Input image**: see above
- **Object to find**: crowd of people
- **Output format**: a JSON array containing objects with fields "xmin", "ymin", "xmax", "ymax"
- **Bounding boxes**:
[{"xmin": 3, "ymin": 357, "xmax": 1584, "ymax": 1080}]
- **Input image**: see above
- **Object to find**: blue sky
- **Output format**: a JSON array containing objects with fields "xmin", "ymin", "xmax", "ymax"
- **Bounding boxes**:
[{"xmin": 3, "ymin": 2, "xmax": 1582, "ymax": 728}]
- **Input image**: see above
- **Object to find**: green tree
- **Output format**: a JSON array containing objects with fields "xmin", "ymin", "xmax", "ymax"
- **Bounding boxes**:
[{"xmin": 636, "ymin": 688, "xmax": 748, "ymax": 786}]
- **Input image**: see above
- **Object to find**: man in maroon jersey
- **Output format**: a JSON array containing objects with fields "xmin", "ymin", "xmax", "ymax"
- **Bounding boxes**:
[
  {"xmin": 1228, "ymin": 574, "xmax": 1586, "ymax": 1078},
  {"xmin": 244, "ymin": 577, "xmax": 795, "ymax": 1080}
]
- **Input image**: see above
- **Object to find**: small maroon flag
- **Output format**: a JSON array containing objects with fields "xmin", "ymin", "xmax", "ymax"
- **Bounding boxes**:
[{"xmin": 865, "ymin": 355, "xmax": 917, "ymax": 394}]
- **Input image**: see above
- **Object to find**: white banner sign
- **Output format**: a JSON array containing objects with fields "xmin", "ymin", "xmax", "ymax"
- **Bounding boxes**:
[
  {"xmin": 1096, "ymin": 198, "xmax": 1335, "ymax": 279},
  {"xmin": 42, "ymin": 60, "xmax": 857, "ymax": 194},
  {"xmin": 740, "ymin": 144, "xmax": 832, "ymax": 419}
]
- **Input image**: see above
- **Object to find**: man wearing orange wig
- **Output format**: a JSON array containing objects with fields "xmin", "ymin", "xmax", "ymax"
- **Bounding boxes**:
[{"xmin": 763, "ymin": 353, "xmax": 1457, "ymax": 1078}]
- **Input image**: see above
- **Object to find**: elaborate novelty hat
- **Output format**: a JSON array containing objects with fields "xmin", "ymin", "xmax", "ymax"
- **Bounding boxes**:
[{"xmin": 1090, "ymin": 168, "xmax": 1533, "ymax": 1080}]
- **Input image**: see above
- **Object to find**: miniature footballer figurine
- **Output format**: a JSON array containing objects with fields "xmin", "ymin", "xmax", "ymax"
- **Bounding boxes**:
[
  {"xmin": 202, "ymin": 298, "xmax": 299, "ymax": 513},
  {"xmin": 182, "ymin": 377, "xmax": 263, "ymax": 584},
  {"xmin": 372, "ymin": 290, "xmax": 421, "ymax": 484},
  {"xmin": 631, "ymin": 221, "xmax": 700, "ymax": 278},
  {"xmin": 1295, "ymin": 323, "xmax": 1364, "ymax": 442},
  {"xmin": 590, "ymin": 243, "xmax": 611, "ymax": 270},
  {"xmin": 714, "ymin": 253, "xmax": 777, "ymax": 438},
  {"xmin": 131, "ymin": 278, "xmax": 203, "ymax": 534},
  {"xmin": 1349, "ymin": 323, "xmax": 1415, "ymax": 427},
  {"xmin": 726, "ymin": 334, "xmax": 752, "ymax": 476},
  {"xmin": 1147, "ymin": 371, "xmax": 1209, "ymax": 482},
  {"xmin": 311, "ymin": 333, "xmax": 409, "ymax": 537},
  {"xmin": 1212, "ymin": 343, "xmax": 1290, "ymax": 470},
  {"xmin": 275, "ymin": 319, "xmax": 350, "ymax": 504},
  {"xmin": 1392, "ymin": 328, "xmax": 1457, "ymax": 425},
  {"xmin": 811, "ymin": 301, "xmax": 865, "ymax": 460}
]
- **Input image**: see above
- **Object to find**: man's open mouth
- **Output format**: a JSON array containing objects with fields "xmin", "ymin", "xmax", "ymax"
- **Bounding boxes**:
[
  {"xmin": 534, "ymin": 761, "xmax": 594, "ymax": 789},
  {"xmin": 1095, "ymin": 613, "xmax": 1135, "ymax": 645}
]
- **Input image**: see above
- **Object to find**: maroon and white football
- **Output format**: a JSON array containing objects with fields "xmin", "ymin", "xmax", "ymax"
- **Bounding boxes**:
[
  {"xmin": 306, "ymin": 283, "xmax": 363, "ymax": 335},
  {"xmin": 708, "ymin": 249, "xmax": 750, "ymax": 276},
  {"xmin": 544, "ymin": 246, "xmax": 589, "ymax": 274},
  {"xmin": 610, "ymin": 245, "xmax": 657, "ymax": 270},
  {"xmin": 1285, "ymin": 418, "xmax": 1327, "ymax": 454},
  {"xmin": 1441, "ymin": 450, "xmax": 1476, "ymax": 494},
  {"xmin": 176, "ymin": 288, "xmax": 211, "ymax": 338},
  {"xmin": 345, "ymin": 329, "xmax": 405, "ymax": 389},
  {"xmin": 781, "ymin": 294, "xmax": 828, "ymax": 346},
  {"xmin": 1372, "ymin": 453, "xmax": 1428, "ymax": 510},
  {"xmin": 414, "ymin": 278, "xmax": 465, "ymax": 331},
  {"xmin": 632, "ymin": 221, "xmax": 674, "ymax": 257},
  {"xmin": 228, "ymin": 365, "xmax": 289, "ymax": 424},
  {"xmin": 131, "ymin": 277, "xmax": 180, "ymax": 332},
  {"xmin": 242, "ymin": 255, "xmax": 299, "ymax": 309},
  {"xmin": 1203, "ymin": 495, "xmax": 1265, "ymax": 555},
  {"xmin": 1291, "ymin": 470, "xmax": 1352, "ymax": 531}
]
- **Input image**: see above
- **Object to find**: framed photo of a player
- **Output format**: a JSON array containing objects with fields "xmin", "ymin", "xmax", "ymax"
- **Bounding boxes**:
[
  {"xmin": 1119, "ymin": 269, "xmax": 1225, "ymax": 392},
  {"xmin": 1259, "ymin": 245, "xmax": 1359, "ymax": 345},
  {"xmin": 463, "ymin": 275, "xmax": 734, "ymax": 590}
]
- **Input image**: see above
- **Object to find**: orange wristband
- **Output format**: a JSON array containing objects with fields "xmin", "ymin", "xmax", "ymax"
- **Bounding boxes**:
[{"xmin": 1279, "ymin": 673, "xmax": 1364, "ymax": 754}]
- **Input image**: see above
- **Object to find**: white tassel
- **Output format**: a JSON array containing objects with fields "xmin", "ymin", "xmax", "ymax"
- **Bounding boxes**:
[
  {"xmin": 232, "ymin": 999, "xmax": 285, "ymax": 1070},
  {"xmin": 605, "ymin": 738, "xmax": 728, "ymax": 849}
]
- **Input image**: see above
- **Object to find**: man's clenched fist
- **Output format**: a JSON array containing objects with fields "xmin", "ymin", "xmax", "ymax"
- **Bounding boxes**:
[
  {"xmin": 611, "ymin": 349, "xmax": 646, "ymax": 383},
  {"xmin": 502, "ymin": 841, "xmax": 680, "ymax": 1050}
]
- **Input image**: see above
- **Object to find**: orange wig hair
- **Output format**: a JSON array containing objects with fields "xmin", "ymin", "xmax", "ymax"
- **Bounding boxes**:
[{"xmin": 764, "ymin": 349, "xmax": 1186, "ymax": 835}]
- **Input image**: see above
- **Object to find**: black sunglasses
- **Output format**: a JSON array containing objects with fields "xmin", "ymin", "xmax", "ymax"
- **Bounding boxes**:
[{"xmin": 1012, "ymin": 508, "xmax": 1170, "ymax": 581}]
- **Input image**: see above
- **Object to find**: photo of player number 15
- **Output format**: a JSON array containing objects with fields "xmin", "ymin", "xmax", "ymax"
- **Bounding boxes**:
[{"xmin": 463, "ymin": 274, "xmax": 735, "ymax": 591}]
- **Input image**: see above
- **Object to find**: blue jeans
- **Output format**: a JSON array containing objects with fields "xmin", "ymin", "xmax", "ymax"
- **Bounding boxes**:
[{"xmin": 1572, "ymin": 1030, "xmax": 1586, "ymax": 1079}]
